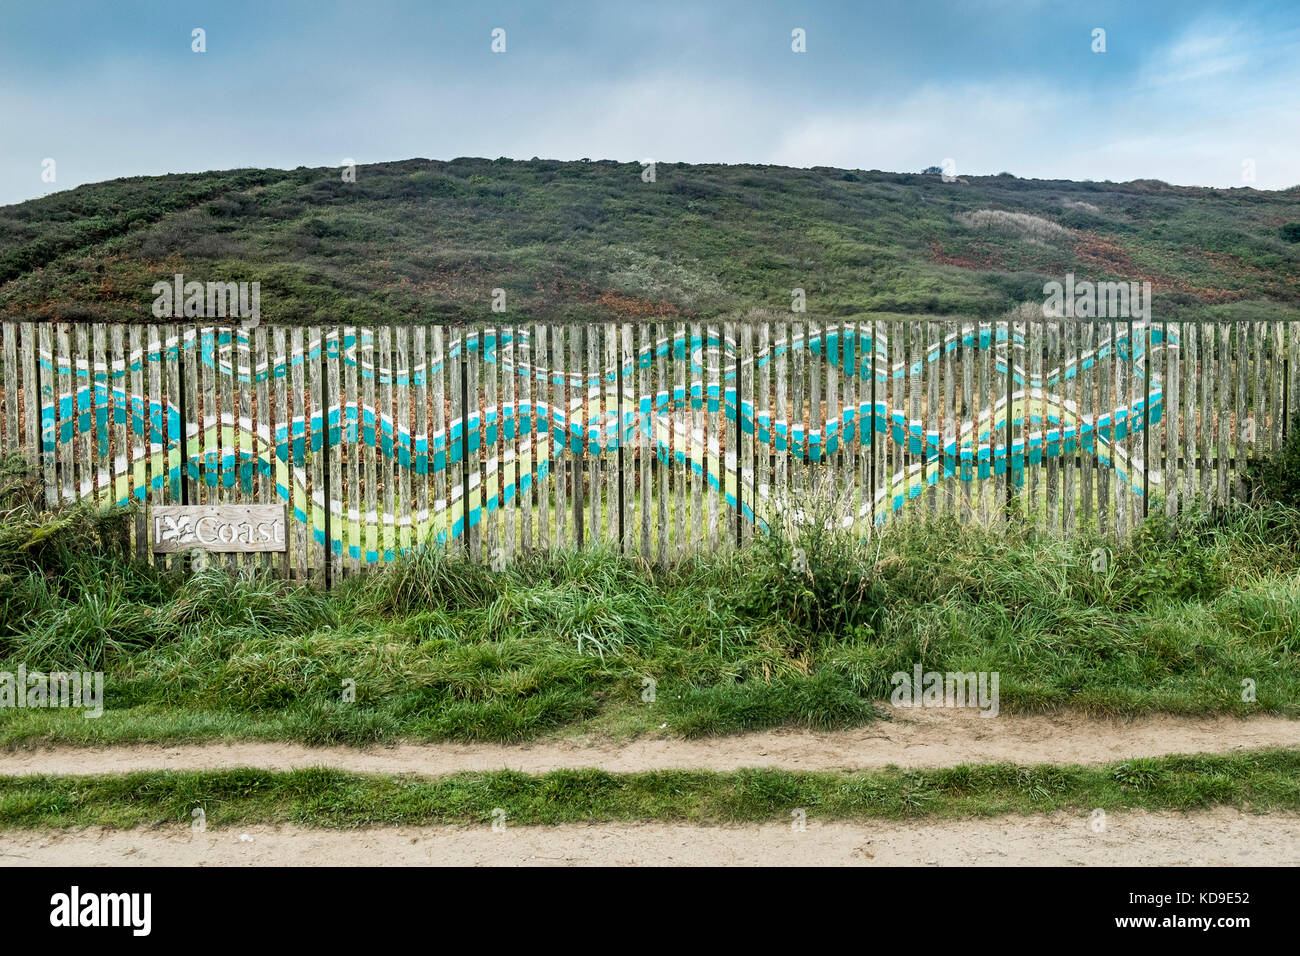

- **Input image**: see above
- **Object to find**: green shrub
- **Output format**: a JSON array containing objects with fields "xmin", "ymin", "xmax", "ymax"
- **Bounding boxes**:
[
  {"xmin": 1244, "ymin": 413, "xmax": 1300, "ymax": 508},
  {"xmin": 0, "ymin": 456, "xmax": 135, "ymax": 579},
  {"xmin": 1115, "ymin": 508, "xmax": 1222, "ymax": 607},
  {"xmin": 745, "ymin": 479, "xmax": 884, "ymax": 641}
]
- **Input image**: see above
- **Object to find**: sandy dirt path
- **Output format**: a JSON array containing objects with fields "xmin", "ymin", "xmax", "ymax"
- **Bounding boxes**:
[
  {"xmin": 3, "ymin": 808, "xmax": 1296, "ymax": 866},
  {"xmin": 2, "ymin": 711, "xmax": 1295, "ymax": 777}
]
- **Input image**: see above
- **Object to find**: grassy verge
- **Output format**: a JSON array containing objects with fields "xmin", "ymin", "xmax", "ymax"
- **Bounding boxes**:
[
  {"xmin": 1, "ymin": 750, "xmax": 1297, "ymax": 829},
  {"xmin": 2, "ymin": 458, "xmax": 1299, "ymax": 745}
]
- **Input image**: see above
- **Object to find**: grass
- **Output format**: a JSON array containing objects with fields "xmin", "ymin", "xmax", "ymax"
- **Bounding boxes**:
[
  {"xmin": 1, "ymin": 452, "xmax": 1298, "ymax": 746},
  {"xmin": 1, "ymin": 750, "xmax": 1297, "ymax": 828}
]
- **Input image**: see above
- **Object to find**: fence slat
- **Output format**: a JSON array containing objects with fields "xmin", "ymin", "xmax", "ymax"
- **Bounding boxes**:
[
  {"xmin": 740, "ymin": 321, "xmax": 755, "ymax": 543},
  {"xmin": 1216, "ymin": 323, "xmax": 1228, "ymax": 506},
  {"xmin": 286, "ymin": 327, "xmax": 304, "ymax": 579},
  {"xmin": 1165, "ymin": 320, "xmax": 1180, "ymax": 517},
  {"xmin": 634, "ymin": 322, "xmax": 648, "ymax": 559},
  {"xmin": 605, "ymin": 324, "xmax": 618, "ymax": 548},
  {"xmin": 268, "ymin": 327, "xmax": 287, "ymax": 576},
  {"xmin": 2, "ymin": 323, "xmax": 17, "ymax": 454},
  {"xmin": 1287, "ymin": 321, "xmax": 1297, "ymax": 445},
  {"xmin": 125, "ymin": 326, "xmax": 143, "ymax": 558},
  {"xmin": 1277, "ymin": 323, "xmax": 1288, "ymax": 449},
  {"xmin": 657, "ymin": 321, "xmax": 670, "ymax": 563},
  {"xmin": 597, "ymin": 322, "xmax": 610, "ymax": 546},
  {"xmin": 1044, "ymin": 320, "xmax": 1058, "ymax": 532},
  {"xmin": 532, "ymin": 323, "xmax": 548, "ymax": 554},
  {"xmin": 924, "ymin": 319, "xmax": 937, "ymax": 516},
  {"xmin": 506, "ymin": 325, "xmax": 519, "ymax": 561},
  {"xmin": 55, "ymin": 324, "xmax": 71, "ymax": 504},
  {"xmin": 322, "ymin": 327, "xmax": 339, "ymax": 580},
  {"xmin": 1185, "ymin": 321, "xmax": 1198, "ymax": 506},
  {"xmin": 548, "ymin": 324, "xmax": 564, "ymax": 551},
  {"xmin": 867, "ymin": 320, "xmax": 879, "ymax": 531},
  {"xmin": 22, "ymin": 324, "xmax": 43, "ymax": 492},
  {"xmin": 430, "ymin": 325, "xmax": 447, "ymax": 550},
  {"xmin": 490, "ymin": 324, "xmax": 503, "ymax": 560}
]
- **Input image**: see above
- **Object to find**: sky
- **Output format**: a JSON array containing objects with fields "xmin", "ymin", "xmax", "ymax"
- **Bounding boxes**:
[{"xmin": 1, "ymin": 0, "xmax": 1298, "ymax": 206}]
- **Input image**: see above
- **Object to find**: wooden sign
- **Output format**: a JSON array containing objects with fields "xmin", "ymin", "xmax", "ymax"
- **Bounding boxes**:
[{"xmin": 151, "ymin": 505, "xmax": 287, "ymax": 553}]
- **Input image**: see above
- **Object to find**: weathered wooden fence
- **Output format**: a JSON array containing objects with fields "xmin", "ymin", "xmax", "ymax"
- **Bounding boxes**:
[{"xmin": 0, "ymin": 319, "xmax": 1295, "ymax": 582}]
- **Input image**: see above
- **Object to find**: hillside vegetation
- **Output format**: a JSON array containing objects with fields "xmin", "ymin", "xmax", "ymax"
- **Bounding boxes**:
[{"xmin": 2, "ymin": 158, "xmax": 1299, "ymax": 326}]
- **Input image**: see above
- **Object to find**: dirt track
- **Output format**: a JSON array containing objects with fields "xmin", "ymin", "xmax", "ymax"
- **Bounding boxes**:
[
  {"xmin": 4, "ymin": 808, "xmax": 1296, "ymax": 866},
  {"xmin": 4, "ymin": 711, "xmax": 1296, "ymax": 866},
  {"xmin": 2, "ymin": 711, "xmax": 1295, "ymax": 777}
]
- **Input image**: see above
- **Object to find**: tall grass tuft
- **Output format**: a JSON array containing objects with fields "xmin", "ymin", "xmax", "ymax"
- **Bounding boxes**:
[
  {"xmin": 744, "ymin": 476, "xmax": 884, "ymax": 643},
  {"xmin": 353, "ymin": 541, "xmax": 498, "ymax": 615}
]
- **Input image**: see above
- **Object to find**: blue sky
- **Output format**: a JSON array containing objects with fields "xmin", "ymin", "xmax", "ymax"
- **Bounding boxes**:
[{"xmin": 2, "ymin": 0, "xmax": 1298, "ymax": 205}]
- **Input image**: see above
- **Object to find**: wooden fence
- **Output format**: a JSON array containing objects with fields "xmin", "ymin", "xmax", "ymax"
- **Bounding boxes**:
[{"xmin": 0, "ymin": 319, "xmax": 1295, "ymax": 582}]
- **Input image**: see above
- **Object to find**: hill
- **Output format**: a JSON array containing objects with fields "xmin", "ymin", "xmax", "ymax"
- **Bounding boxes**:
[{"xmin": 2, "ymin": 157, "xmax": 1299, "ymax": 325}]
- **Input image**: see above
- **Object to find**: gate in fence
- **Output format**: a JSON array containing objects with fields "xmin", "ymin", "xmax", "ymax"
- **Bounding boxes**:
[{"xmin": 0, "ymin": 319, "xmax": 1295, "ymax": 582}]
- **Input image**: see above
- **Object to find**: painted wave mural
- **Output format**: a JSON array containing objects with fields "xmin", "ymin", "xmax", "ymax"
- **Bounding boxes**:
[{"xmin": 35, "ymin": 322, "xmax": 1168, "ymax": 561}]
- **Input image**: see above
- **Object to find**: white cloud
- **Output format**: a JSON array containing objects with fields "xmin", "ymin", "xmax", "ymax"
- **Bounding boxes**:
[
  {"xmin": 5, "ymin": 25, "xmax": 1300, "ymax": 208},
  {"xmin": 1139, "ymin": 24, "xmax": 1254, "ymax": 87}
]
